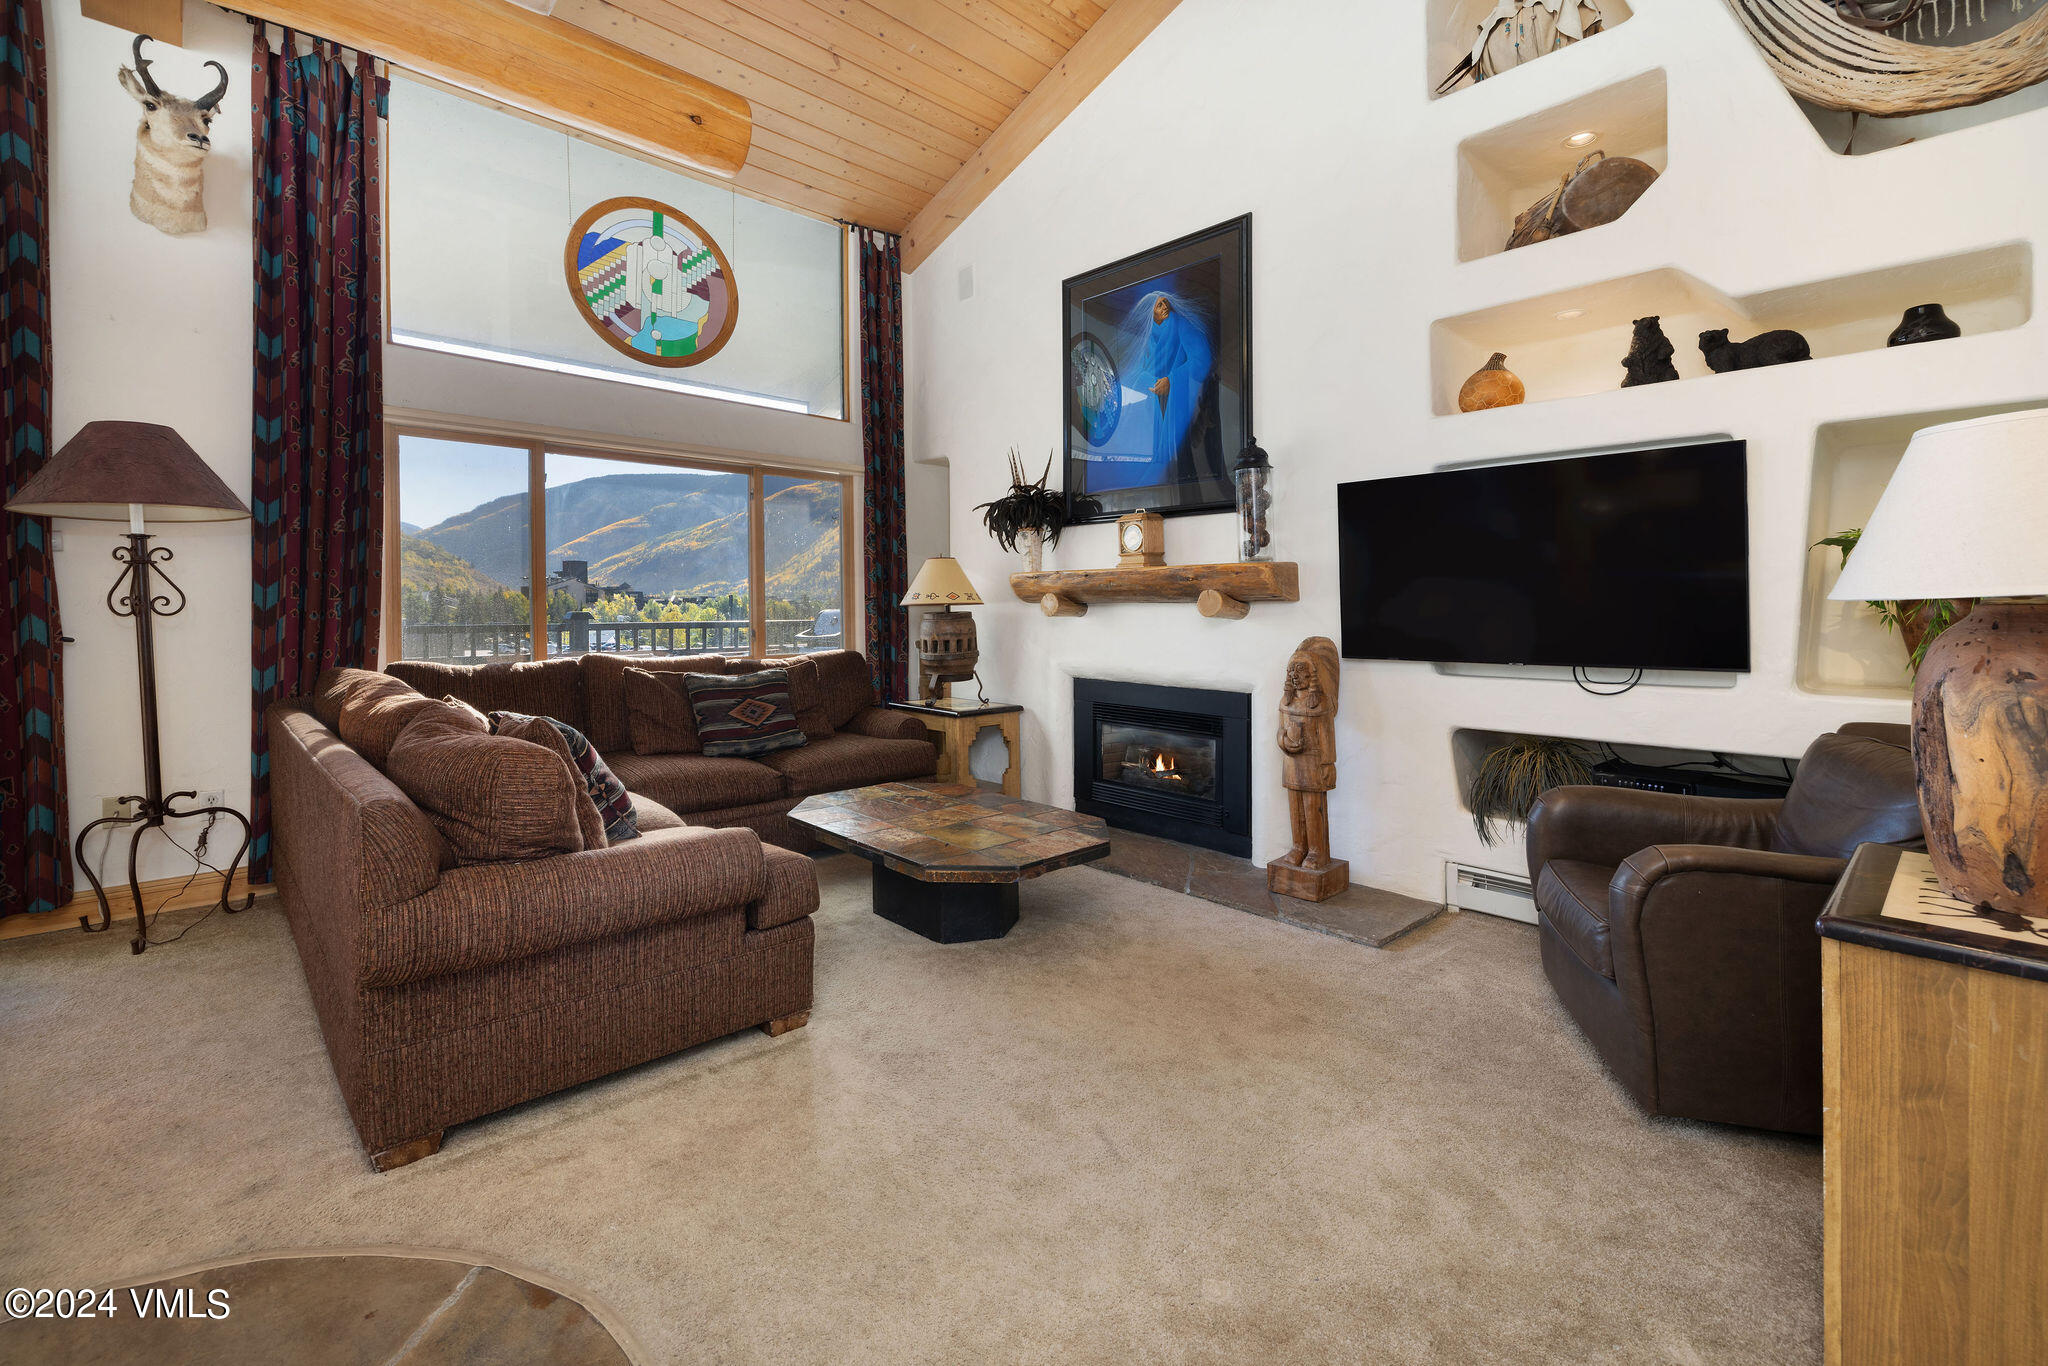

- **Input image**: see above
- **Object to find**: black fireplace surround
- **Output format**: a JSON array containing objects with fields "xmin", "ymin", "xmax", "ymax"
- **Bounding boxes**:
[{"xmin": 1073, "ymin": 678, "xmax": 1251, "ymax": 857}]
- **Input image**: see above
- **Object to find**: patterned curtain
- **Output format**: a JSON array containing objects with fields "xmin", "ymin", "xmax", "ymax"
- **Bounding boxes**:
[
  {"xmin": 857, "ymin": 228, "xmax": 909, "ymax": 702},
  {"xmin": 248, "ymin": 29, "xmax": 386, "ymax": 882},
  {"xmin": 0, "ymin": 0, "xmax": 64, "ymax": 919}
]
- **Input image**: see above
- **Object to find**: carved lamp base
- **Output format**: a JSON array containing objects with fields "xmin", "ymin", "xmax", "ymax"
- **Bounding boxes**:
[
  {"xmin": 1913, "ymin": 598, "xmax": 2048, "ymax": 915},
  {"xmin": 1268, "ymin": 856, "xmax": 1350, "ymax": 904}
]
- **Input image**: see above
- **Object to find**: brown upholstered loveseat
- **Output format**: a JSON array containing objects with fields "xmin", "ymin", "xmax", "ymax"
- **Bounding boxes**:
[{"xmin": 267, "ymin": 649, "xmax": 932, "ymax": 1170}]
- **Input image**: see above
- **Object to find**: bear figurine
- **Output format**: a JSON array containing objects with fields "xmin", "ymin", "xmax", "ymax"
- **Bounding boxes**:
[
  {"xmin": 1621, "ymin": 316, "xmax": 1679, "ymax": 387},
  {"xmin": 1698, "ymin": 327, "xmax": 1811, "ymax": 373}
]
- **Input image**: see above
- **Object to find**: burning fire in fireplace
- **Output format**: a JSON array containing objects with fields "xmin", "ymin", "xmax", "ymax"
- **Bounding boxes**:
[{"xmin": 1151, "ymin": 752, "xmax": 1178, "ymax": 777}]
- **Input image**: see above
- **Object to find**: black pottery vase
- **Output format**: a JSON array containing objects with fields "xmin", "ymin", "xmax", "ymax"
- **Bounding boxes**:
[{"xmin": 1887, "ymin": 303, "xmax": 1961, "ymax": 347}]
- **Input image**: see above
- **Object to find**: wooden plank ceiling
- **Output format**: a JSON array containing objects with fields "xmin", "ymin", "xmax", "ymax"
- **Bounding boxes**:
[{"xmin": 552, "ymin": 0, "xmax": 1178, "ymax": 269}]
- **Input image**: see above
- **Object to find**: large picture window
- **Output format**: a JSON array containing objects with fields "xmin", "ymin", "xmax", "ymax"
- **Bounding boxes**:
[{"xmin": 390, "ymin": 428, "xmax": 852, "ymax": 667}]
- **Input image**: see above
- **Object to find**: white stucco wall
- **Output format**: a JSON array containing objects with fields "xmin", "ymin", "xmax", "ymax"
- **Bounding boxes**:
[
  {"xmin": 49, "ymin": 0, "xmax": 943, "ymax": 889},
  {"xmin": 905, "ymin": 0, "xmax": 2048, "ymax": 896},
  {"xmin": 50, "ymin": 2, "xmax": 256, "ymax": 889}
]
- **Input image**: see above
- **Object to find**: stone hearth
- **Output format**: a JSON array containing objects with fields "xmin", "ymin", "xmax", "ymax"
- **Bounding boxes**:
[{"xmin": 1093, "ymin": 829, "xmax": 1443, "ymax": 949}]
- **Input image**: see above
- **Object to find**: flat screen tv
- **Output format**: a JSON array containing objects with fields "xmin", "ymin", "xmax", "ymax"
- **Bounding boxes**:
[{"xmin": 1337, "ymin": 440, "xmax": 1750, "ymax": 672}]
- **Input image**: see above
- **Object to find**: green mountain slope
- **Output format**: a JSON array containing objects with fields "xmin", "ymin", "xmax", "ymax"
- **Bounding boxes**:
[
  {"xmin": 400, "ymin": 533, "xmax": 507, "ymax": 596},
  {"xmin": 419, "ymin": 470, "xmax": 749, "ymax": 585},
  {"xmin": 413, "ymin": 472, "xmax": 844, "ymax": 612},
  {"xmin": 591, "ymin": 480, "xmax": 842, "ymax": 604}
]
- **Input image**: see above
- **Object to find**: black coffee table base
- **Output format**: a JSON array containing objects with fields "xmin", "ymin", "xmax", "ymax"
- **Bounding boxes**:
[{"xmin": 872, "ymin": 864, "xmax": 1021, "ymax": 944}]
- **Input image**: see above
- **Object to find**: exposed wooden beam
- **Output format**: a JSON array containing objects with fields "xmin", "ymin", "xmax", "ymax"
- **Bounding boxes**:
[
  {"xmin": 227, "ymin": 0, "xmax": 753, "ymax": 179},
  {"xmin": 81, "ymin": 0, "xmax": 184, "ymax": 45},
  {"xmin": 901, "ymin": 0, "xmax": 1178, "ymax": 269}
]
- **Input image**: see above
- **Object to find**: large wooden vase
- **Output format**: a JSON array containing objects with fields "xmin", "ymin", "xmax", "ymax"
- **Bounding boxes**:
[{"xmin": 1912, "ymin": 599, "xmax": 2048, "ymax": 914}]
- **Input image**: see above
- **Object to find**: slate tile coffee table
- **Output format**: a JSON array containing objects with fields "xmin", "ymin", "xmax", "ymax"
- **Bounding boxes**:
[{"xmin": 790, "ymin": 782, "xmax": 1111, "ymax": 943}]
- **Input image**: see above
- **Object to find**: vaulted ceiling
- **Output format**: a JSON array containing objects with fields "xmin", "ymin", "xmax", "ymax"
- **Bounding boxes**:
[{"xmin": 551, "ymin": 0, "xmax": 1179, "ymax": 268}]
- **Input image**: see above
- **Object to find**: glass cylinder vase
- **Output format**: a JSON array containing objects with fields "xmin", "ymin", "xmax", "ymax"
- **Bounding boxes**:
[{"xmin": 1233, "ymin": 438, "xmax": 1272, "ymax": 562}]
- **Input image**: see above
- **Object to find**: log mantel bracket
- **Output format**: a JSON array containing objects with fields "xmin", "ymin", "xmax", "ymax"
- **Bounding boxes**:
[{"xmin": 1010, "ymin": 562, "xmax": 1299, "ymax": 620}]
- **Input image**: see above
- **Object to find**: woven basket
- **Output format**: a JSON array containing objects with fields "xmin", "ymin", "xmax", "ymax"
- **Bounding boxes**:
[{"xmin": 1725, "ymin": 0, "xmax": 2048, "ymax": 116}]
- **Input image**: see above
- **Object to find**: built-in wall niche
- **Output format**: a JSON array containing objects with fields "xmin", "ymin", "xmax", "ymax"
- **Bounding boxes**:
[
  {"xmin": 1798, "ymin": 400, "xmax": 2047, "ymax": 699},
  {"xmin": 1429, "ymin": 241, "xmax": 2032, "ymax": 416},
  {"xmin": 1456, "ymin": 69, "xmax": 1666, "ymax": 262},
  {"xmin": 1429, "ymin": 0, "xmax": 1635, "ymax": 102},
  {"xmin": 1450, "ymin": 728, "xmax": 1798, "ymax": 820}
]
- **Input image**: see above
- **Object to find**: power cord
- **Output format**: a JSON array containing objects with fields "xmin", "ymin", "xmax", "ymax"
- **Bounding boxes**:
[
  {"xmin": 80, "ymin": 816, "xmax": 234, "ymax": 950},
  {"xmin": 1572, "ymin": 665, "xmax": 1644, "ymax": 696},
  {"xmin": 136, "ymin": 826, "xmax": 233, "ymax": 948}
]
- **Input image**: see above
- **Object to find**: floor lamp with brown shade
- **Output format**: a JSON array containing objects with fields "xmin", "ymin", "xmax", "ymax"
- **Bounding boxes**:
[{"xmin": 6, "ymin": 422, "xmax": 255, "ymax": 952}]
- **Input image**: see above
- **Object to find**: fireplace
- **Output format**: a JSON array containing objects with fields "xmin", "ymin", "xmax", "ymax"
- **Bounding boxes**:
[{"xmin": 1073, "ymin": 678, "xmax": 1251, "ymax": 857}]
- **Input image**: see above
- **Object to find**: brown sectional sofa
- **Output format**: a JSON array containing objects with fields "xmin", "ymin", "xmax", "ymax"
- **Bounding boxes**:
[
  {"xmin": 385, "ymin": 649, "xmax": 937, "ymax": 849},
  {"xmin": 267, "ymin": 649, "xmax": 933, "ymax": 1170}
]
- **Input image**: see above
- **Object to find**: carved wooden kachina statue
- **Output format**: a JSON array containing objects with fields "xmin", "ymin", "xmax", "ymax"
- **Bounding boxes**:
[
  {"xmin": 1268, "ymin": 636, "xmax": 1350, "ymax": 902},
  {"xmin": 119, "ymin": 35, "xmax": 229, "ymax": 236}
]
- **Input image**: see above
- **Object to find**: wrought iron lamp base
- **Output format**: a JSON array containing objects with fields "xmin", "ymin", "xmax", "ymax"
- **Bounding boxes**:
[
  {"xmin": 72, "ymin": 795, "xmax": 254, "ymax": 954},
  {"xmin": 71, "ymin": 531, "xmax": 256, "ymax": 954}
]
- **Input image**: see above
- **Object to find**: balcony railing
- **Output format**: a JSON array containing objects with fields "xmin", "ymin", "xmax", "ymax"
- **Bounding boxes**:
[{"xmin": 399, "ymin": 612, "xmax": 842, "ymax": 664}]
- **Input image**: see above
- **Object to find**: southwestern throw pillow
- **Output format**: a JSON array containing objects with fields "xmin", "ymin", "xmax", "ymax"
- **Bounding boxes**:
[
  {"xmin": 684, "ymin": 669, "xmax": 808, "ymax": 759},
  {"xmin": 491, "ymin": 709, "xmax": 639, "ymax": 845}
]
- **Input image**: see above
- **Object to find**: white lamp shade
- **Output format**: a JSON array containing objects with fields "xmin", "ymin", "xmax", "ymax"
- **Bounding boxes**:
[
  {"xmin": 1829, "ymin": 407, "xmax": 2048, "ymax": 602},
  {"xmin": 901, "ymin": 556, "xmax": 982, "ymax": 607}
]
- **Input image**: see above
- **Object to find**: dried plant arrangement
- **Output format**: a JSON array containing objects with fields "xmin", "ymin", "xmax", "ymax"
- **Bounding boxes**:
[
  {"xmin": 976, "ymin": 449, "xmax": 1067, "ymax": 569},
  {"xmin": 1471, "ymin": 736, "xmax": 1596, "ymax": 846}
]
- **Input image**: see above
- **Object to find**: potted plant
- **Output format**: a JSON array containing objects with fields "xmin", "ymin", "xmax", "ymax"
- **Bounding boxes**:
[
  {"xmin": 1815, "ymin": 527, "xmax": 1971, "ymax": 670},
  {"xmin": 1470, "ymin": 736, "xmax": 1595, "ymax": 846},
  {"xmin": 977, "ymin": 449, "xmax": 1066, "ymax": 572}
]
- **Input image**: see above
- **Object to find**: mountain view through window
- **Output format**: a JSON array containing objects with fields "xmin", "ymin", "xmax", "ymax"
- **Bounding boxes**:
[{"xmin": 396, "ymin": 434, "xmax": 845, "ymax": 664}]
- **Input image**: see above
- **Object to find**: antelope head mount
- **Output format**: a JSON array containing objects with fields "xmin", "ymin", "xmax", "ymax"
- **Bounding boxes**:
[{"xmin": 118, "ymin": 35, "xmax": 229, "ymax": 236}]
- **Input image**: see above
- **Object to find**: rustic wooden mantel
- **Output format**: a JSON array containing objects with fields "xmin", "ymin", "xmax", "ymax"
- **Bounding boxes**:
[{"xmin": 1010, "ymin": 562, "xmax": 1299, "ymax": 620}]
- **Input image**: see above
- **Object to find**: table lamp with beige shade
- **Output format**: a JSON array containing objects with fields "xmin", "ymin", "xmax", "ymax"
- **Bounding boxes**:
[
  {"xmin": 6, "ymin": 421, "xmax": 256, "ymax": 952},
  {"xmin": 1829, "ymin": 407, "xmax": 2048, "ymax": 915},
  {"xmin": 901, "ymin": 556, "xmax": 984, "ymax": 703}
]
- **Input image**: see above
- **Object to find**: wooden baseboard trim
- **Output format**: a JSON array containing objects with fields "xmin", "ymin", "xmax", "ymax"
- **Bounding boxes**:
[{"xmin": 0, "ymin": 869, "xmax": 269, "ymax": 942}]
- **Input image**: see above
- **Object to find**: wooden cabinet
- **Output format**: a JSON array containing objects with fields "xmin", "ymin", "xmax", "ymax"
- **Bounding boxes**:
[{"xmin": 1820, "ymin": 845, "xmax": 2048, "ymax": 1366}]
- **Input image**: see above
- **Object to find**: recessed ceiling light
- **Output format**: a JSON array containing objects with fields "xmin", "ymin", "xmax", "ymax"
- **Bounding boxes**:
[
  {"xmin": 1555, "ymin": 308, "xmax": 1586, "ymax": 321},
  {"xmin": 1564, "ymin": 130, "xmax": 1599, "ymax": 147}
]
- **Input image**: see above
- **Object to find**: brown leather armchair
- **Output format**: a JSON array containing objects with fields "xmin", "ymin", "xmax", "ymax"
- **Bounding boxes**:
[{"xmin": 1525, "ymin": 724, "xmax": 1921, "ymax": 1134}]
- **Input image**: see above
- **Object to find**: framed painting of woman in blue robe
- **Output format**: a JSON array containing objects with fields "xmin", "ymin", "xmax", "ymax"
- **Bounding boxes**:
[{"xmin": 1062, "ymin": 215, "xmax": 1251, "ymax": 523}]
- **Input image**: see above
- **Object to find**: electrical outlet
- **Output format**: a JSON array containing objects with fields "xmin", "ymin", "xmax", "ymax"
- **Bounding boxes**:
[
  {"xmin": 195, "ymin": 789, "xmax": 226, "ymax": 810},
  {"xmin": 100, "ymin": 796, "xmax": 139, "ymax": 820}
]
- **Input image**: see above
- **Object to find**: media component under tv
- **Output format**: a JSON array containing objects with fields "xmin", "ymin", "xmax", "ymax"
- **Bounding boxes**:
[{"xmin": 1337, "ymin": 440, "xmax": 1750, "ymax": 672}]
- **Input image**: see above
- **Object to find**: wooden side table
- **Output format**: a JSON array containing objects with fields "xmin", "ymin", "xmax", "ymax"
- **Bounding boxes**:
[
  {"xmin": 1817, "ymin": 843, "xmax": 2048, "ymax": 1366},
  {"xmin": 888, "ymin": 700, "xmax": 1022, "ymax": 797}
]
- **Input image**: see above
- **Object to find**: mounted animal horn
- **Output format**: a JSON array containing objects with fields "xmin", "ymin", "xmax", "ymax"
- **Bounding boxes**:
[
  {"xmin": 119, "ymin": 34, "xmax": 227, "ymax": 235},
  {"xmin": 194, "ymin": 61, "xmax": 230, "ymax": 111},
  {"xmin": 130, "ymin": 34, "xmax": 163, "ymax": 98}
]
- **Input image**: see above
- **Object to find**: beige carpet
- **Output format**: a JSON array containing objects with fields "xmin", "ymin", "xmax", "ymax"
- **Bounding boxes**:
[{"xmin": 0, "ymin": 856, "xmax": 1820, "ymax": 1364}]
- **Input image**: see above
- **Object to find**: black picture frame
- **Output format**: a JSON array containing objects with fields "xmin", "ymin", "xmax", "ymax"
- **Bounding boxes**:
[{"xmin": 1061, "ymin": 215, "xmax": 1252, "ymax": 524}]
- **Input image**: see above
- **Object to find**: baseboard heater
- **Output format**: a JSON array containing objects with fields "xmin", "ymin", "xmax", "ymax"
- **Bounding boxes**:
[{"xmin": 1444, "ymin": 862, "xmax": 1536, "ymax": 924}]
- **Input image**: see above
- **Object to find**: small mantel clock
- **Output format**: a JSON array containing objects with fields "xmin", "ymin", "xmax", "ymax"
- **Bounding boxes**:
[{"xmin": 1115, "ymin": 510, "xmax": 1165, "ymax": 568}]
